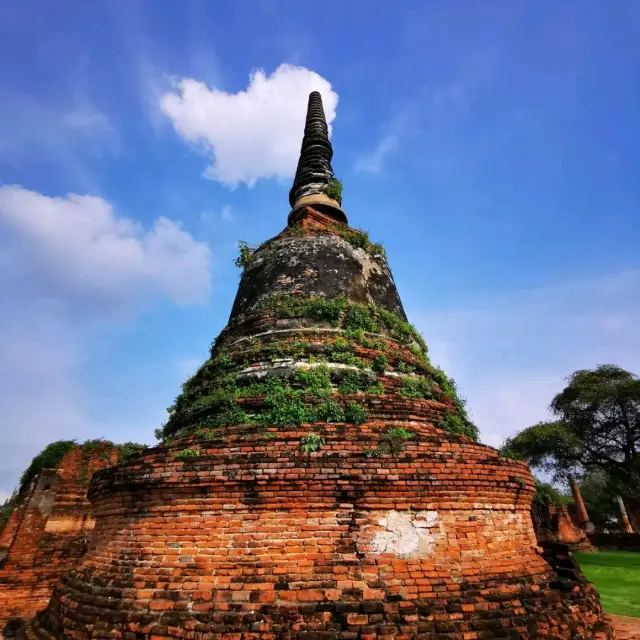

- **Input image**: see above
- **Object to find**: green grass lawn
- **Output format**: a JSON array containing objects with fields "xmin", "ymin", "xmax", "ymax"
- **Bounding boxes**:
[{"xmin": 575, "ymin": 551, "xmax": 640, "ymax": 618}]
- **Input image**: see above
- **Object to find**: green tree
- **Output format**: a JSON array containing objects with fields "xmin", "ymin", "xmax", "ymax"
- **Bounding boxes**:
[
  {"xmin": 502, "ymin": 365, "xmax": 640, "ymax": 514},
  {"xmin": 578, "ymin": 469, "xmax": 619, "ymax": 527},
  {"xmin": 533, "ymin": 479, "xmax": 570, "ymax": 506}
]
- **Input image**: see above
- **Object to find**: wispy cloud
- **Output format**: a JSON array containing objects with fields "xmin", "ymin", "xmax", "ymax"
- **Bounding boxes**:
[
  {"xmin": 411, "ymin": 270, "xmax": 640, "ymax": 448},
  {"xmin": 356, "ymin": 47, "xmax": 499, "ymax": 176},
  {"xmin": 355, "ymin": 134, "xmax": 399, "ymax": 174},
  {"xmin": 201, "ymin": 205, "xmax": 234, "ymax": 224},
  {"xmin": 0, "ymin": 92, "xmax": 118, "ymax": 190},
  {"xmin": 62, "ymin": 101, "xmax": 117, "ymax": 143},
  {"xmin": 355, "ymin": 108, "xmax": 414, "ymax": 175}
]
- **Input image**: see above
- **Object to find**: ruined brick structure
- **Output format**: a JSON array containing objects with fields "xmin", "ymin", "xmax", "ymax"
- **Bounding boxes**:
[
  {"xmin": 25, "ymin": 93, "xmax": 613, "ymax": 638},
  {"xmin": 0, "ymin": 442, "xmax": 122, "ymax": 634}
]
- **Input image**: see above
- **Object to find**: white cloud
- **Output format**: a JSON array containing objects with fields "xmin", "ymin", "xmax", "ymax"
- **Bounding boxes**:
[
  {"xmin": 160, "ymin": 64, "xmax": 338, "ymax": 187},
  {"xmin": 0, "ymin": 185, "xmax": 211, "ymax": 307},
  {"xmin": 411, "ymin": 271, "xmax": 640, "ymax": 448}
]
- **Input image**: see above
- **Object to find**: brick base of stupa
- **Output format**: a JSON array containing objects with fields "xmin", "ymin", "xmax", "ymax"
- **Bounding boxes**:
[
  {"xmin": 24, "ymin": 416, "xmax": 614, "ymax": 639},
  {"xmin": 0, "ymin": 444, "xmax": 121, "ymax": 635}
]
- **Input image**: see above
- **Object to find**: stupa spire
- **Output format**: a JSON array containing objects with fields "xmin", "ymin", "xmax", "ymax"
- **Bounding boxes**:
[{"xmin": 288, "ymin": 91, "xmax": 347, "ymax": 224}]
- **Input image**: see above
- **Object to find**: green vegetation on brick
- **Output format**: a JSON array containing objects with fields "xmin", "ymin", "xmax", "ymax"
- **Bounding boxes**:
[
  {"xmin": 194, "ymin": 427, "xmax": 218, "ymax": 440},
  {"xmin": 294, "ymin": 365, "xmax": 332, "ymax": 397},
  {"xmin": 365, "ymin": 426, "xmax": 415, "ymax": 457},
  {"xmin": 438, "ymin": 409, "xmax": 478, "ymax": 440},
  {"xmin": 175, "ymin": 447, "xmax": 201, "ymax": 460},
  {"xmin": 267, "ymin": 294, "xmax": 346, "ymax": 325},
  {"xmin": 330, "ymin": 225, "xmax": 386, "ymax": 259},
  {"xmin": 344, "ymin": 402, "xmax": 367, "ymax": 425},
  {"xmin": 399, "ymin": 375, "xmax": 436, "ymax": 400},
  {"xmin": 18, "ymin": 440, "xmax": 77, "ymax": 496},
  {"xmin": 1, "ymin": 500, "xmax": 15, "ymax": 527},
  {"xmin": 323, "ymin": 177, "xmax": 343, "ymax": 205},
  {"xmin": 117, "ymin": 442, "xmax": 149, "ymax": 463},
  {"xmin": 300, "ymin": 432, "xmax": 325, "ymax": 453},
  {"xmin": 396, "ymin": 360, "xmax": 416, "ymax": 374},
  {"xmin": 157, "ymin": 295, "xmax": 478, "ymax": 442},
  {"xmin": 264, "ymin": 295, "xmax": 427, "ymax": 354},
  {"xmin": 337, "ymin": 371, "xmax": 369, "ymax": 394},
  {"xmin": 234, "ymin": 241, "xmax": 257, "ymax": 272},
  {"xmin": 372, "ymin": 354, "xmax": 388, "ymax": 374}
]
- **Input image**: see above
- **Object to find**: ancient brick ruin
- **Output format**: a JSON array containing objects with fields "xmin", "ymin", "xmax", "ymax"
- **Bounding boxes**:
[
  {"xmin": 0, "ymin": 442, "xmax": 124, "ymax": 634},
  {"xmin": 21, "ymin": 92, "xmax": 614, "ymax": 638}
]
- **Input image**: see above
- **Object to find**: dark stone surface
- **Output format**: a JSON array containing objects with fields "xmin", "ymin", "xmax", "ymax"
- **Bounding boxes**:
[
  {"xmin": 227, "ymin": 232, "xmax": 406, "ymax": 326},
  {"xmin": 289, "ymin": 92, "xmax": 337, "ymax": 209}
]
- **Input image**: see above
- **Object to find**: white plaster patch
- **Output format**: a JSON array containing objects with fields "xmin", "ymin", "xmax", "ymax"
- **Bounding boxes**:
[{"xmin": 370, "ymin": 510, "xmax": 443, "ymax": 558}]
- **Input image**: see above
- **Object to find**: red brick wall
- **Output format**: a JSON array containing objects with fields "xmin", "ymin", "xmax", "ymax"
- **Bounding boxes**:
[
  {"xmin": 28, "ymin": 425, "xmax": 612, "ymax": 639},
  {"xmin": 0, "ymin": 504, "xmax": 22, "ymax": 550},
  {"xmin": 0, "ymin": 443, "xmax": 119, "ymax": 630}
]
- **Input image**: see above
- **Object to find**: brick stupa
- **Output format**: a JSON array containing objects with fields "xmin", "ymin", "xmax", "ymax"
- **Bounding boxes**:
[
  {"xmin": 0, "ymin": 442, "xmax": 126, "ymax": 634},
  {"xmin": 26, "ymin": 92, "xmax": 613, "ymax": 639}
]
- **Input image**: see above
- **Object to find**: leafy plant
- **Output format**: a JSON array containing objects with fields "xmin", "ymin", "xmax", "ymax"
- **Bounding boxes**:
[
  {"xmin": 345, "ymin": 402, "xmax": 367, "ymax": 425},
  {"xmin": 380, "ymin": 426, "xmax": 414, "ymax": 452},
  {"xmin": 194, "ymin": 427, "xmax": 217, "ymax": 440},
  {"xmin": 295, "ymin": 365, "xmax": 332, "ymax": 397},
  {"xmin": 264, "ymin": 295, "xmax": 427, "ymax": 356},
  {"xmin": 262, "ymin": 377, "xmax": 314, "ymax": 427},
  {"xmin": 366, "ymin": 382, "xmax": 384, "ymax": 395},
  {"xmin": 399, "ymin": 375, "xmax": 435, "ymax": 400},
  {"xmin": 330, "ymin": 226, "xmax": 386, "ymax": 259},
  {"xmin": 372, "ymin": 354, "xmax": 388, "ymax": 374},
  {"xmin": 267, "ymin": 294, "xmax": 346, "ymax": 326},
  {"xmin": 332, "ymin": 336, "xmax": 350, "ymax": 351},
  {"xmin": 533, "ymin": 479, "xmax": 570, "ymax": 506},
  {"xmin": 300, "ymin": 432, "xmax": 326, "ymax": 453},
  {"xmin": 323, "ymin": 177, "xmax": 343, "ymax": 204},
  {"xmin": 315, "ymin": 398, "xmax": 346, "ymax": 422},
  {"xmin": 338, "ymin": 371, "xmax": 366, "ymax": 394},
  {"xmin": 234, "ymin": 241, "xmax": 257, "ymax": 271},
  {"xmin": 438, "ymin": 410, "xmax": 478, "ymax": 440},
  {"xmin": 1, "ymin": 500, "xmax": 15, "ymax": 526},
  {"xmin": 331, "ymin": 351, "xmax": 366, "ymax": 368},
  {"xmin": 175, "ymin": 447, "xmax": 200, "ymax": 460},
  {"xmin": 396, "ymin": 360, "xmax": 416, "ymax": 374},
  {"xmin": 365, "ymin": 426, "xmax": 415, "ymax": 457},
  {"xmin": 117, "ymin": 442, "xmax": 148, "ymax": 463},
  {"xmin": 344, "ymin": 304, "xmax": 377, "ymax": 333}
]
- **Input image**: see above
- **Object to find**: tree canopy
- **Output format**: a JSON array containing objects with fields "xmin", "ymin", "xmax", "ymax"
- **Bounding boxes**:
[
  {"xmin": 502, "ymin": 365, "xmax": 640, "ymax": 508},
  {"xmin": 533, "ymin": 479, "xmax": 571, "ymax": 506}
]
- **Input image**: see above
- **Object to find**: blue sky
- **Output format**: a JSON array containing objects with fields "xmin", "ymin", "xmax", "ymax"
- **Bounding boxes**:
[{"xmin": 1, "ymin": 0, "xmax": 639, "ymax": 498}]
